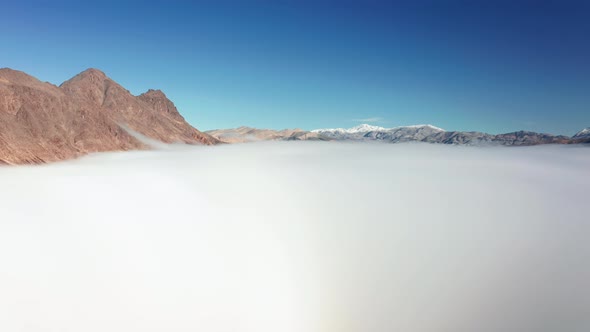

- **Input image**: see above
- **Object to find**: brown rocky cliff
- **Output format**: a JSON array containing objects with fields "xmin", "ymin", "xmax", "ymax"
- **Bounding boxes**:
[{"xmin": 0, "ymin": 68, "xmax": 218, "ymax": 165}]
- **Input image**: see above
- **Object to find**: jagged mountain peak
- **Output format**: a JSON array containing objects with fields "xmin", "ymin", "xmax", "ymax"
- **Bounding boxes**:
[
  {"xmin": 140, "ymin": 89, "xmax": 167, "ymax": 98},
  {"xmin": 59, "ymin": 68, "xmax": 129, "ymax": 109},
  {"xmin": 60, "ymin": 68, "xmax": 109, "ymax": 86},
  {"xmin": 137, "ymin": 88, "xmax": 184, "ymax": 120},
  {"xmin": 78, "ymin": 68, "xmax": 107, "ymax": 78}
]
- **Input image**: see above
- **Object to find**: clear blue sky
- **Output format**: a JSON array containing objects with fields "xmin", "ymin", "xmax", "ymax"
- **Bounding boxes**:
[{"xmin": 2, "ymin": 0, "xmax": 589, "ymax": 135}]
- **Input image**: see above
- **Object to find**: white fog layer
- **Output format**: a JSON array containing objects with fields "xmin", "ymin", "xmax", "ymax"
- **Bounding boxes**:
[{"xmin": 1, "ymin": 142, "xmax": 589, "ymax": 332}]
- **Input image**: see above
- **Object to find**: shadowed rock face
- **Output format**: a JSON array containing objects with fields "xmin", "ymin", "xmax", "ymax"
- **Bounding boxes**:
[{"xmin": 0, "ymin": 68, "xmax": 218, "ymax": 164}]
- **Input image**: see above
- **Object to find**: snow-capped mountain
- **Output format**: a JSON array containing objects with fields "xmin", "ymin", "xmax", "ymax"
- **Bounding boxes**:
[
  {"xmin": 311, "ymin": 124, "xmax": 387, "ymax": 134},
  {"xmin": 312, "ymin": 123, "xmax": 444, "ymax": 134},
  {"xmin": 573, "ymin": 127, "xmax": 590, "ymax": 140},
  {"xmin": 311, "ymin": 123, "xmax": 445, "ymax": 141}
]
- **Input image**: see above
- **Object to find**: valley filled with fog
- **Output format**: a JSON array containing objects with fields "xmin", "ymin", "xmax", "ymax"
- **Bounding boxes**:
[{"xmin": 1, "ymin": 142, "xmax": 589, "ymax": 332}]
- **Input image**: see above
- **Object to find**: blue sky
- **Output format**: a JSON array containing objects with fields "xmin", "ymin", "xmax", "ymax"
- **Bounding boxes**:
[{"xmin": 1, "ymin": 0, "xmax": 589, "ymax": 134}]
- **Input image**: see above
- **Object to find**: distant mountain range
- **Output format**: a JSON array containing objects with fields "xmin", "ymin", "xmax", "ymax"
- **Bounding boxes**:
[
  {"xmin": 0, "ymin": 68, "xmax": 218, "ymax": 164},
  {"xmin": 207, "ymin": 124, "xmax": 590, "ymax": 145}
]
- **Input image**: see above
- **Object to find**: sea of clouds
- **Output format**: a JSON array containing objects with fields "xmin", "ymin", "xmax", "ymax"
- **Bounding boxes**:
[{"xmin": 0, "ymin": 142, "xmax": 589, "ymax": 332}]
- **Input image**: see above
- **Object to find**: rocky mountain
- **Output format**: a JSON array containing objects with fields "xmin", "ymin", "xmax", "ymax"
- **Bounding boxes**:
[
  {"xmin": 573, "ymin": 128, "xmax": 590, "ymax": 141},
  {"xmin": 312, "ymin": 123, "xmax": 389, "ymax": 134},
  {"xmin": 0, "ymin": 68, "xmax": 218, "ymax": 164},
  {"xmin": 205, "ymin": 127, "xmax": 327, "ymax": 143},
  {"xmin": 313, "ymin": 124, "xmax": 445, "ymax": 141},
  {"xmin": 209, "ymin": 124, "xmax": 585, "ymax": 146}
]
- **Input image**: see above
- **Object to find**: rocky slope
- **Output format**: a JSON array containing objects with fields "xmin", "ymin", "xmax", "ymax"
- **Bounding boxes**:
[
  {"xmin": 0, "ymin": 68, "xmax": 218, "ymax": 164},
  {"xmin": 209, "ymin": 124, "xmax": 585, "ymax": 146}
]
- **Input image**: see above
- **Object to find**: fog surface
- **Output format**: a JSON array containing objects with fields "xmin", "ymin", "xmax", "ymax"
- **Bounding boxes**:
[{"xmin": 1, "ymin": 142, "xmax": 589, "ymax": 332}]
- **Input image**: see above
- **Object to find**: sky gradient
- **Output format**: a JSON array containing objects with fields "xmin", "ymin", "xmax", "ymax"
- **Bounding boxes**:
[{"xmin": 1, "ymin": 0, "xmax": 589, "ymax": 135}]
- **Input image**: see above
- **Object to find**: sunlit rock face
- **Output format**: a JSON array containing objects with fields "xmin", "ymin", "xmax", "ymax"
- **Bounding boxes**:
[
  {"xmin": 0, "ymin": 142, "xmax": 589, "ymax": 332},
  {"xmin": 0, "ymin": 68, "xmax": 218, "ymax": 165}
]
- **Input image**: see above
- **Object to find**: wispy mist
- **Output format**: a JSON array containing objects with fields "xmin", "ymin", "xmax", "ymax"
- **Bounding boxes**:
[{"xmin": 1, "ymin": 142, "xmax": 589, "ymax": 332}]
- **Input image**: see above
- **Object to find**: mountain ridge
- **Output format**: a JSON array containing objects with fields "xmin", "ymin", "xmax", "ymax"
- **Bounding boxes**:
[
  {"xmin": 0, "ymin": 68, "xmax": 218, "ymax": 165},
  {"xmin": 208, "ymin": 124, "xmax": 586, "ymax": 145},
  {"xmin": 312, "ymin": 123, "xmax": 445, "ymax": 134}
]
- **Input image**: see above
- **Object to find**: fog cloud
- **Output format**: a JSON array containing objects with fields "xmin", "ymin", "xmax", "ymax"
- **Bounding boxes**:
[{"xmin": 1, "ymin": 142, "xmax": 589, "ymax": 332}]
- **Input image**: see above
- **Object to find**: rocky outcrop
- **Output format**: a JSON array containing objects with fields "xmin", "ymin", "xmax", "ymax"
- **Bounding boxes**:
[{"xmin": 0, "ymin": 68, "xmax": 218, "ymax": 164}]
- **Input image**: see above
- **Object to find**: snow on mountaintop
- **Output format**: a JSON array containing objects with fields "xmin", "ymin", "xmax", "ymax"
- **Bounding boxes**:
[
  {"xmin": 573, "ymin": 127, "xmax": 590, "ymax": 138},
  {"xmin": 312, "ymin": 124, "xmax": 386, "ymax": 134},
  {"xmin": 312, "ymin": 123, "xmax": 445, "ymax": 133}
]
